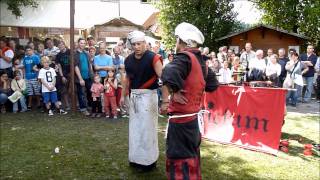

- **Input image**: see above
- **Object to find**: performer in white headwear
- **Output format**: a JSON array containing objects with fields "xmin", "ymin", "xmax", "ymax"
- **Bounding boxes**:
[
  {"xmin": 120, "ymin": 31, "xmax": 166, "ymax": 171},
  {"xmin": 161, "ymin": 22, "xmax": 218, "ymax": 179}
]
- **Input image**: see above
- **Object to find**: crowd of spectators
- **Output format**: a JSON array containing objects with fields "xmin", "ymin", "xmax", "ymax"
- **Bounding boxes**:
[
  {"xmin": 202, "ymin": 43, "xmax": 319, "ymax": 106},
  {"xmin": 0, "ymin": 35, "xmax": 319, "ymax": 116}
]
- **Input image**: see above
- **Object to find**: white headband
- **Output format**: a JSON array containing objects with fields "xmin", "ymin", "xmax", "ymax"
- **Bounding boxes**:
[{"xmin": 128, "ymin": 31, "xmax": 145, "ymax": 44}]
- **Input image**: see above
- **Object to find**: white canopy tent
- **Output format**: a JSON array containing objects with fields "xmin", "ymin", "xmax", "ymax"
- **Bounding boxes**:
[{"xmin": 0, "ymin": 0, "xmax": 158, "ymax": 29}]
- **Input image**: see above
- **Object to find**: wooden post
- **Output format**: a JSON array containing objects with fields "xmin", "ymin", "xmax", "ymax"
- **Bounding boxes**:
[{"xmin": 70, "ymin": 0, "xmax": 76, "ymax": 111}]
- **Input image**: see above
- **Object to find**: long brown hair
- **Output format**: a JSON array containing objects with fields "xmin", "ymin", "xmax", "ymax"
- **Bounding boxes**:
[{"xmin": 0, "ymin": 71, "xmax": 9, "ymax": 88}]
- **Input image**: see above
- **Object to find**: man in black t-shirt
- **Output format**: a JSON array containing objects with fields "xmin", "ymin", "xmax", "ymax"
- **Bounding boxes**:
[
  {"xmin": 278, "ymin": 48, "xmax": 289, "ymax": 86},
  {"xmin": 120, "ymin": 31, "xmax": 164, "ymax": 172},
  {"xmin": 56, "ymin": 41, "xmax": 71, "ymax": 110}
]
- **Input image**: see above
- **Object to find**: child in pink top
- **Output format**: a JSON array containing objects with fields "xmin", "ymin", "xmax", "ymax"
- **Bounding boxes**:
[
  {"xmin": 104, "ymin": 70, "xmax": 118, "ymax": 119},
  {"xmin": 90, "ymin": 74, "xmax": 104, "ymax": 118}
]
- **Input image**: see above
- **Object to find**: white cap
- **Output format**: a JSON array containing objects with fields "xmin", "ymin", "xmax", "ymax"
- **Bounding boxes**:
[{"xmin": 175, "ymin": 22, "xmax": 204, "ymax": 47}]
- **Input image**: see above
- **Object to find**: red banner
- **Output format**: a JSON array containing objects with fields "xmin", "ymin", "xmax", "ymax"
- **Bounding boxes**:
[{"xmin": 203, "ymin": 85, "xmax": 287, "ymax": 155}]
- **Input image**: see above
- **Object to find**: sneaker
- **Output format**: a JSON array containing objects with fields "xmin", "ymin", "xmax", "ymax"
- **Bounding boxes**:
[
  {"xmin": 82, "ymin": 110, "xmax": 90, "ymax": 116},
  {"xmin": 1, "ymin": 106, "xmax": 6, "ymax": 114},
  {"xmin": 59, "ymin": 109, "xmax": 68, "ymax": 115},
  {"xmin": 48, "ymin": 110, "xmax": 54, "ymax": 116},
  {"xmin": 105, "ymin": 115, "xmax": 110, "ymax": 118},
  {"xmin": 122, "ymin": 114, "xmax": 129, "ymax": 118},
  {"xmin": 90, "ymin": 113, "xmax": 96, "ymax": 118},
  {"xmin": 114, "ymin": 116, "xmax": 118, "ymax": 119},
  {"xmin": 27, "ymin": 106, "xmax": 32, "ymax": 111},
  {"xmin": 96, "ymin": 113, "xmax": 102, "ymax": 118}
]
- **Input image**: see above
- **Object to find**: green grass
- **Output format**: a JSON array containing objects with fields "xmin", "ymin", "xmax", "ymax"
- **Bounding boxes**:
[{"xmin": 0, "ymin": 112, "xmax": 319, "ymax": 180}]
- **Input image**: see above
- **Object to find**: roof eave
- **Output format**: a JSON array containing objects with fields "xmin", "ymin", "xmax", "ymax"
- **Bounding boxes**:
[{"xmin": 216, "ymin": 24, "xmax": 309, "ymax": 41}]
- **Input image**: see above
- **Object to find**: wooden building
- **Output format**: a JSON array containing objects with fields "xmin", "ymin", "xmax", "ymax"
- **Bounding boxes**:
[
  {"xmin": 216, "ymin": 24, "xmax": 309, "ymax": 55},
  {"xmin": 90, "ymin": 18, "xmax": 144, "ymax": 46}
]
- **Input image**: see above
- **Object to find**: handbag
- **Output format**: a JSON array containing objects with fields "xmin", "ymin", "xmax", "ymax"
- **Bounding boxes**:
[
  {"xmin": 15, "ymin": 79, "xmax": 28, "ymax": 95},
  {"xmin": 283, "ymin": 61, "xmax": 299, "ymax": 88},
  {"xmin": 283, "ymin": 74, "xmax": 294, "ymax": 88}
]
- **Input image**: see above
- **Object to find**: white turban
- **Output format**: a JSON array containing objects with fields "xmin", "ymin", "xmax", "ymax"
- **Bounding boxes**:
[
  {"xmin": 126, "ymin": 31, "xmax": 145, "ymax": 49},
  {"xmin": 175, "ymin": 22, "xmax": 204, "ymax": 47}
]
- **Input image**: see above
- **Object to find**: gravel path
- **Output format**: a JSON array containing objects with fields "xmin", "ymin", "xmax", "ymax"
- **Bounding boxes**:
[{"xmin": 287, "ymin": 98, "xmax": 319, "ymax": 116}]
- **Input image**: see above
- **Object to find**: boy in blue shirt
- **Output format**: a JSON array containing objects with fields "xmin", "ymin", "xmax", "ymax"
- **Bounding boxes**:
[{"xmin": 23, "ymin": 46, "xmax": 41, "ymax": 110}]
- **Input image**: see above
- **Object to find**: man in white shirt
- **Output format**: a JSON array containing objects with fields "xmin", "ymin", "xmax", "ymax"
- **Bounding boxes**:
[
  {"xmin": 0, "ymin": 37, "xmax": 14, "ymax": 78},
  {"xmin": 240, "ymin": 42, "xmax": 256, "ymax": 70},
  {"xmin": 248, "ymin": 49, "xmax": 266, "ymax": 81},
  {"xmin": 264, "ymin": 48, "xmax": 274, "ymax": 65}
]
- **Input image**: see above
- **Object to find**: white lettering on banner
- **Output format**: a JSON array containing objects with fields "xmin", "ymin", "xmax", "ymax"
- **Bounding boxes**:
[{"xmin": 232, "ymin": 86, "xmax": 246, "ymax": 106}]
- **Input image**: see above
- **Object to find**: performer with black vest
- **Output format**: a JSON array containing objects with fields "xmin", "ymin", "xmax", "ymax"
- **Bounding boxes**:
[
  {"xmin": 161, "ymin": 22, "xmax": 219, "ymax": 179},
  {"xmin": 120, "ymin": 31, "xmax": 164, "ymax": 172}
]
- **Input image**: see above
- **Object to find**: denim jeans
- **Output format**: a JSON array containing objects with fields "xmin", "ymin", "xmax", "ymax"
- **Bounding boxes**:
[
  {"xmin": 75, "ymin": 78, "xmax": 92, "ymax": 111},
  {"xmin": 286, "ymin": 84, "xmax": 302, "ymax": 106},
  {"xmin": 13, "ymin": 95, "xmax": 27, "ymax": 112},
  {"xmin": 303, "ymin": 76, "xmax": 314, "ymax": 102},
  {"xmin": 0, "ymin": 93, "xmax": 8, "ymax": 105}
]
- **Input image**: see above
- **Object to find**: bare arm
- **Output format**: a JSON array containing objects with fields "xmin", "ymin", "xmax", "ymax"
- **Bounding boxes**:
[
  {"xmin": 285, "ymin": 61, "xmax": 294, "ymax": 71},
  {"xmin": 94, "ymin": 65, "xmax": 114, "ymax": 71},
  {"xmin": 52, "ymin": 76, "xmax": 56, "ymax": 88},
  {"xmin": 75, "ymin": 66, "xmax": 83, "ymax": 81},
  {"xmin": 109, "ymin": 79, "xmax": 118, "ymax": 89},
  {"xmin": 40, "ymin": 78, "xmax": 51, "ymax": 90},
  {"xmin": 75, "ymin": 66, "xmax": 85, "ymax": 86},
  {"xmin": 0, "ymin": 50, "xmax": 13, "ymax": 63},
  {"xmin": 119, "ymin": 73, "xmax": 128, "ymax": 106},
  {"xmin": 121, "ymin": 74, "xmax": 128, "ymax": 98},
  {"xmin": 303, "ymin": 61, "xmax": 313, "ymax": 66},
  {"xmin": 1, "ymin": 55, "xmax": 12, "ymax": 63},
  {"xmin": 154, "ymin": 60, "xmax": 168, "ymax": 99},
  {"xmin": 154, "ymin": 60, "xmax": 163, "ymax": 78},
  {"xmin": 57, "ymin": 64, "xmax": 64, "ymax": 77}
]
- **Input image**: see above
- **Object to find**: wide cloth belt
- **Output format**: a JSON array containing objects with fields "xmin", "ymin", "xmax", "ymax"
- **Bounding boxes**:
[{"xmin": 165, "ymin": 110, "xmax": 210, "ymax": 138}]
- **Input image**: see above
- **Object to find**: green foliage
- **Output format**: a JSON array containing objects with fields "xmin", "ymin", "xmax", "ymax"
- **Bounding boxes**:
[
  {"xmin": 156, "ymin": 0, "xmax": 238, "ymax": 51},
  {"xmin": 1, "ymin": 0, "xmax": 38, "ymax": 17},
  {"xmin": 252, "ymin": 0, "xmax": 320, "ymax": 48}
]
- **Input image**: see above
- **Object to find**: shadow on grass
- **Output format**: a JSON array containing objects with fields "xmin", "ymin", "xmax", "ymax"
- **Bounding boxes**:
[
  {"xmin": 281, "ymin": 132, "xmax": 319, "ymax": 161},
  {"xmin": 157, "ymin": 127, "xmax": 266, "ymax": 180},
  {"xmin": 200, "ymin": 142, "xmax": 269, "ymax": 180},
  {"xmin": 282, "ymin": 132, "xmax": 316, "ymax": 144}
]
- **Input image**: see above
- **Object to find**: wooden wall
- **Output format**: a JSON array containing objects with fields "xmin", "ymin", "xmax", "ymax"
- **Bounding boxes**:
[
  {"xmin": 228, "ymin": 27, "xmax": 305, "ymax": 55},
  {"xmin": 94, "ymin": 25, "xmax": 142, "ymax": 42}
]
